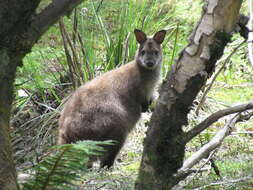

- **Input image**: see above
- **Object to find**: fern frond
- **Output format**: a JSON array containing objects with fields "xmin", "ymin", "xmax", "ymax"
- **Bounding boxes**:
[{"xmin": 21, "ymin": 140, "xmax": 114, "ymax": 190}]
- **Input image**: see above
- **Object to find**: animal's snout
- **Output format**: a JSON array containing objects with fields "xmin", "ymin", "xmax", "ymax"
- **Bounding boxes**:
[{"xmin": 146, "ymin": 61, "xmax": 154, "ymax": 68}]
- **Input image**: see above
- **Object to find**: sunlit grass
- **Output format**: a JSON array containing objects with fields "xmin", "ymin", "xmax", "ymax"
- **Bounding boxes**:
[{"xmin": 210, "ymin": 86, "xmax": 253, "ymax": 104}]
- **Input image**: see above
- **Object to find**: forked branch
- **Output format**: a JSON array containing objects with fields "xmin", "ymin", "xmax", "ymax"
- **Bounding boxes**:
[
  {"xmin": 176, "ymin": 110, "xmax": 253, "ymax": 181},
  {"xmin": 181, "ymin": 114, "xmax": 238, "ymax": 173}
]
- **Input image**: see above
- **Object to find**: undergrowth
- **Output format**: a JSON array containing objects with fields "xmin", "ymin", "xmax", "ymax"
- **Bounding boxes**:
[{"xmin": 21, "ymin": 140, "xmax": 113, "ymax": 190}]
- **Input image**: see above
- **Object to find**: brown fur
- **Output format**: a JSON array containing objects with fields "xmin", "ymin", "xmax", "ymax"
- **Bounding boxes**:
[{"xmin": 58, "ymin": 29, "xmax": 166, "ymax": 168}]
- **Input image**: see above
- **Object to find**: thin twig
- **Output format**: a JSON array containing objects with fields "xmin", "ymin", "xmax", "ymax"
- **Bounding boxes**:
[
  {"xmin": 33, "ymin": 101, "xmax": 59, "ymax": 113},
  {"xmin": 189, "ymin": 150, "xmax": 216, "ymax": 181},
  {"xmin": 192, "ymin": 175, "xmax": 253, "ymax": 190},
  {"xmin": 195, "ymin": 40, "xmax": 246, "ymax": 115},
  {"xmin": 122, "ymin": 32, "xmax": 131, "ymax": 65},
  {"xmin": 248, "ymin": 0, "xmax": 253, "ymax": 68},
  {"xmin": 95, "ymin": 183, "xmax": 107, "ymax": 190},
  {"xmin": 60, "ymin": 20, "xmax": 84, "ymax": 84},
  {"xmin": 198, "ymin": 131, "xmax": 253, "ymax": 135},
  {"xmin": 59, "ymin": 19, "xmax": 76, "ymax": 88},
  {"xmin": 210, "ymin": 158, "xmax": 221, "ymax": 178},
  {"xmin": 95, "ymin": 0, "xmax": 104, "ymax": 13},
  {"xmin": 72, "ymin": 8, "xmax": 78, "ymax": 46}
]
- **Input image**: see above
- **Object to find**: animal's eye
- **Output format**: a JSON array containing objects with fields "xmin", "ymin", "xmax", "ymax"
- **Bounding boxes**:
[
  {"xmin": 141, "ymin": 50, "xmax": 145, "ymax": 56},
  {"xmin": 154, "ymin": 50, "xmax": 159, "ymax": 56}
]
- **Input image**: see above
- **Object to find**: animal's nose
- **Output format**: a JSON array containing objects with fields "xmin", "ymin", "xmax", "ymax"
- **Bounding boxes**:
[{"xmin": 146, "ymin": 62, "xmax": 154, "ymax": 67}]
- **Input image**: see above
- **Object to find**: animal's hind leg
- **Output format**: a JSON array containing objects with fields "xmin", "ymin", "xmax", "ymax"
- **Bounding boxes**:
[
  {"xmin": 57, "ymin": 133, "xmax": 68, "ymax": 144},
  {"xmin": 100, "ymin": 141, "xmax": 124, "ymax": 168}
]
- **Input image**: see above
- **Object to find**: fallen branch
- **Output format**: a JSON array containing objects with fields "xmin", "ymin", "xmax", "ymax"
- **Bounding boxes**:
[
  {"xmin": 176, "ymin": 110, "xmax": 253, "ymax": 181},
  {"xmin": 179, "ymin": 114, "xmax": 239, "ymax": 174}
]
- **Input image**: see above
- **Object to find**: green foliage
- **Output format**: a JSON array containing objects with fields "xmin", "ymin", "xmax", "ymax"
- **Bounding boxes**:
[
  {"xmin": 21, "ymin": 140, "xmax": 114, "ymax": 190},
  {"xmin": 210, "ymin": 86, "xmax": 253, "ymax": 104},
  {"xmin": 76, "ymin": 0, "xmax": 178, "ymax": 73},
  {"xmin": 16, "ymin": 0, "xmax": 184, "ymax": 99},
  {"xmin": 16, "ymin": 46, "xmax": 64, "ymax": 98}
]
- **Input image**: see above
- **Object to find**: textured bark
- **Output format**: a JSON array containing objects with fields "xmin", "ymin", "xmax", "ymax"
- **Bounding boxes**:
[
  {"xmin": 135, "ymin": 0, "xmax": 243, "ymax": 189},
  {"xmin": 0, "ymin": 50, "xmax": 20, "ymax": 190},
  {"xmin": 0, "ymin": 0, "xmax": 84, "ymax": 188}
]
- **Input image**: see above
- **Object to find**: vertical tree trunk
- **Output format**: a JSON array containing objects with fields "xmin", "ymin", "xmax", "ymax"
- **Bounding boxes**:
[
  {"xmin": 0, "ymin": 50, "xmax": 20, "ymax": 190},
  {"xmin": 0, "ymin": 0, "xmax": 84, "ymax": 188},
  {"xmin": 135, "ymin": 0, "xmax": 243, "ymax": 189}
]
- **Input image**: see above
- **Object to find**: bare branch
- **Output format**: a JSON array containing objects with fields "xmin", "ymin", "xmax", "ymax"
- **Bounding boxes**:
[
  {"xmin": 186, "ymin": 101, "xmax": 253, "ymax": 142},
  {"xmin": 175, "ymin": 110, "xmax": 253, "ymax": 182},
  {"xmin": 177, "ymin": 114, "xmax": 239, "ymax": 178},
  {"xmin": 192, "ymin": 175, "xmax": 253, "ymax": 190},
  {"xmin": 28, "ymin": 0, "xmax": 84, "ymax": 44}
]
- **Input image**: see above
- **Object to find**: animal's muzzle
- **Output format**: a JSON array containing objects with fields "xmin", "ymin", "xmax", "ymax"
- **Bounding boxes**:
[{"xmin": 146, "ymin": 61, "xmax": 154, "ymax": 68}]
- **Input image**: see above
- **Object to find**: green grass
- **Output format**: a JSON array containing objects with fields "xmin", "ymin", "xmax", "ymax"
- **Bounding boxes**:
[{"xmin": 210, "ymin": 86, "xmax": 253, "ymax": 104}]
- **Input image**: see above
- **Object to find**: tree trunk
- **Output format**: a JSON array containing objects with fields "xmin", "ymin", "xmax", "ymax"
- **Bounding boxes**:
[
  {"xmin": 0, "ymin": 0, "xmax": 84, "ymax": 188},
  {"xmin": 0, "ymin": 50, "xmax": 20, "ymax": 190},
  {"xmin": 135, "ymin": 0, "xmax": 243, "ymax": 189}
]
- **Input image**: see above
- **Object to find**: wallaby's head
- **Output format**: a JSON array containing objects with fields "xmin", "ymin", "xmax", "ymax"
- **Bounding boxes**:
[{"xmin": 134, "ymin": 29, "xmax": 166, "ymax": 70}]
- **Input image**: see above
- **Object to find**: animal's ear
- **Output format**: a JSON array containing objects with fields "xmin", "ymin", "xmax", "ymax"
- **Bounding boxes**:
[
  {"xmin": 134, "ymin": 29, "xmax": 147, "ymax": 44},
  {"xmin": 153, "ymin": 30, "xmax": 167, "ymax": 44}
]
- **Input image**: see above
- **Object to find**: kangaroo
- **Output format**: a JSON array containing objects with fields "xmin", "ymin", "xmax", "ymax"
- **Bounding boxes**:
[{"xmin": 58, "ymin": 29, "xmax": 166, "ymax": 168}]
